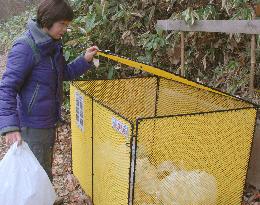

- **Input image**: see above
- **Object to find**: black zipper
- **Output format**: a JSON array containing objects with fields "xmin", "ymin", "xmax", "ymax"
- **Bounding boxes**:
[
  {"xmin": 50, "ymin": 56, "xmax": 54, "ymax": 70},
  {"xmin": 28, "ymin": 83, "xmax": 40, "ymax": 114}
]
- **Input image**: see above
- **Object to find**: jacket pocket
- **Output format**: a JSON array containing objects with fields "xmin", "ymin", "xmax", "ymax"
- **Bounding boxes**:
[{"xmin": 28, "ymin": 83, "xmax": 40, "ymax": 114}]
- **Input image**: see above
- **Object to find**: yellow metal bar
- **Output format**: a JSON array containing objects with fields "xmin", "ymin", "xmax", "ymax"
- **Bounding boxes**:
[{"xmin": 97, "ymin": 51, "xmax": 227, "ymax": 96}]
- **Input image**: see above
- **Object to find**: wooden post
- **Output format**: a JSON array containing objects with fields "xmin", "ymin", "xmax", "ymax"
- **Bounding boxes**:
[
  {"xmin": 157, "ymin": 20, "xmax": 260, "ymax": 34},
  {"xmin": 255, "ymin": 4, "xmax": 260, "ymax": 17},
  {"xmin": 180, "ymin": 32, "xmax": 185, "ymax": 77},
  {"xmin": 250, "ymin": 12, "xmax": 257, "ymax": 97},
  {"xmin": 250, "ymin": 34, "xmax": 256, "ymax": 97}
]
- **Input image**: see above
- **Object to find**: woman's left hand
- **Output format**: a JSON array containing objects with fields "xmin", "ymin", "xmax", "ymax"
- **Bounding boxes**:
[{"xmin": 84, "ymin": 46, "xmax": 99, "ymax": 62}]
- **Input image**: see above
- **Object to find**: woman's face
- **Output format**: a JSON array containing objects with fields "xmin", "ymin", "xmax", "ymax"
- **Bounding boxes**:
[{"xmin": 44, "ymin": 20, "xmax": 70, "ymax": 40}]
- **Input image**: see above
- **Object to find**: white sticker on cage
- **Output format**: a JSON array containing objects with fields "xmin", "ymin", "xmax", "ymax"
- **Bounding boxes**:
[
  {"xmin": 112, "ymin": 117, "xmax": 129, "ymax": 138},
  {"xmin": 75, "ymin": 91, "xmax": 84, "ymax": 131}
]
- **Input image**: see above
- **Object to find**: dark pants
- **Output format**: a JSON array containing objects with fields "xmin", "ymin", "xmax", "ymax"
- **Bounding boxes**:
[{"xmin": 21, "ymin": 127, "xmax": 56, "ymax": 181}]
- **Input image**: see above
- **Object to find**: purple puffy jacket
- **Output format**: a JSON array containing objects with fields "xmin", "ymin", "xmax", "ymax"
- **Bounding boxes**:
[{"xmin": 0, "ymin": 19, "xmax": 92, "ymax": 135}]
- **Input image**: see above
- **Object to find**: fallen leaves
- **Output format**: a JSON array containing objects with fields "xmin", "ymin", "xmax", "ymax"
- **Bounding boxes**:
[
  {"xmin": 243, "ymin": 184, "xmax": 260, "ymax": 205},
  {"xmin": 52, "ymin": 122, "xmax": 92, "ymax": 205},
  {"xmin": 0, "ymin": 137, "xmax": 8, "ymax": 160}
]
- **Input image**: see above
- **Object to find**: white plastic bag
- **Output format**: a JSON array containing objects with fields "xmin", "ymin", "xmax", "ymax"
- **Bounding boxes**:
[{"xmin": 0, "ymin": 141, "xmax": 57, "ymax": 205}]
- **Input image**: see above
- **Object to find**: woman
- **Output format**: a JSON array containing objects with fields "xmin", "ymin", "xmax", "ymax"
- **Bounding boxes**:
[{"xmin": 0, "ymin": 0, "xmax": 97, "ymax": 204}]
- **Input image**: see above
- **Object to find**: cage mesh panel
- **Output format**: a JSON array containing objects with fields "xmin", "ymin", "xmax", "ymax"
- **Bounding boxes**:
[
  {"xmin": 157, "ymin": 78, "xmax": 252, "ymax": 116},
  {"xmin": 93, "ymin": 102, "xmax": 132, "ymax": 205},
  {"xmin": 135, "ymin": 108, "xmax": 256, "ymax": 205},
  {"xmin": 71, "ymin": 75, "xmax": 256, "ymax": 205},
  {"xmin": 70, "ymin": 85, "xmax": 92, "ymax": 196},
  {"xmin": 72, "ymin": 77, "xmax": 157, "ymax": 121}
]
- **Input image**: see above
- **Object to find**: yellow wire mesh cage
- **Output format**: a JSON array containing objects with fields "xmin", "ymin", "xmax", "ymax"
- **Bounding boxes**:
[{"xmin": 70, "ymin": 53, "xmax": 257, "ymax": 205}]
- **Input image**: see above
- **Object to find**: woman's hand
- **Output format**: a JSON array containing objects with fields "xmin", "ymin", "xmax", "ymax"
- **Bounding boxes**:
[
  {"xmin": 84, "ymin": 46, "xmax": 99, "ymax": 62},
  {"xmin": 5, "ymin": 131, "xmax": 22, "ymax": 146}
]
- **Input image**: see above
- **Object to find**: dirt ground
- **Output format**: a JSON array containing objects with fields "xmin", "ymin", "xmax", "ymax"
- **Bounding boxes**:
[{"xmin": 0, "ymin": 53, "xmax": 7, "ymax": 78}]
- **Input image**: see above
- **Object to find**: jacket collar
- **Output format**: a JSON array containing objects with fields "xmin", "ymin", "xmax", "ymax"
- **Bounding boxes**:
[
  {"xmin": 27, "ymin": 19, "xmax": 62, "ymax": 55},
  {"xmin": 27, "ymin": 19, "xmax": 53, "ymax": 45}
]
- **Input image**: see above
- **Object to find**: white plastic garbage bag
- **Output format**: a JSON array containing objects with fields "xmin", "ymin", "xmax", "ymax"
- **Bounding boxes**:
[{"xmin": 0, "ymin": 141, "xmax": 57, "ymax": 205}]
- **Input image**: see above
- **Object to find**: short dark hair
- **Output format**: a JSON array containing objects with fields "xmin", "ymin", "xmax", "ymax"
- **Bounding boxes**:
[{"xmin": 37, "ymin": 0, "xmax": 74, "ymax": 29}]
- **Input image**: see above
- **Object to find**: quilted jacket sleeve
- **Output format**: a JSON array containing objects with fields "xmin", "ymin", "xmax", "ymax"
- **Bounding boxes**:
[
  {"xmin": 63, "ymin": 55, "xmax": 93, "ymax": 81},
  {"xmin": 0, "ymin": 42, "xmax": 34, "ymax": 136}
]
